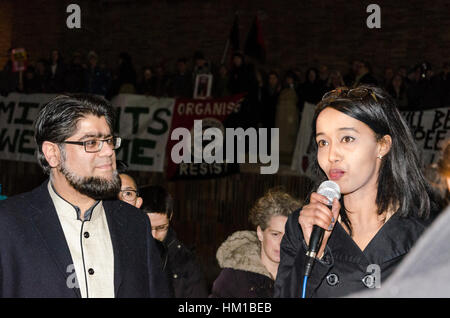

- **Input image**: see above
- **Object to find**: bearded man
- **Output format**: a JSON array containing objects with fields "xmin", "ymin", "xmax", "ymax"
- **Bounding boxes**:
[{"xmin": 0, "ymin": 94, "xmax": 171, "ymax": 298}]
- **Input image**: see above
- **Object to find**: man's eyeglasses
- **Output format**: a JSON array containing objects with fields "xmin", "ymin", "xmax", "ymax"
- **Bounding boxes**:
[
  {"xmin": 322, "ymin": 87, "xmax": 378, "ymax": 102},
  {"xmin": 119, "ymin": 189, "xmax": 139, "ymax": 202},
  {"xmin": 62, "ymin": 136, "xmax": 121, "ymax": 153},
  {"xmin": 151, "ymin": 223, "xmax": 169, "ymax": 232}
]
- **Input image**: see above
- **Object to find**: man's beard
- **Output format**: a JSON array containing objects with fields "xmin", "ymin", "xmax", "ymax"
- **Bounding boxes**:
[{"xmin": 59, "ymin": 157, "xmax": 121, "ymax": 201}]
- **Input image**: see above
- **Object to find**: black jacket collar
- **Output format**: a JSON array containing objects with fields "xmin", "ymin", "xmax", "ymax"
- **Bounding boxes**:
[
  {"xmin": 329, "ymin": 213, "xmax": 427, "ymax": 265},
  {"xmin": 163, "ymin": 226, "xmax": 178, "ymax": 248},
  {"xmin": 27, "ymin": 180, "xmax": 80, "ymax": 297},
  {"xmin": 26, "ymin": 180, "xmax": 129, "ymax": 297}
]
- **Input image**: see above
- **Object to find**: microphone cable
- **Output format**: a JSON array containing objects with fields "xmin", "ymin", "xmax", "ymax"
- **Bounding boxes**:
[{"xmin": 301, "ymin": 275, "xmax": 308, "ymax": 298}]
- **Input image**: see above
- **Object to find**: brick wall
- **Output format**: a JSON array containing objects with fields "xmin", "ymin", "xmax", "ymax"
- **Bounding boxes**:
[
  {"xmin": 0, "ymin": 1, "xmax": 13, "ymax": 67},
  {"xmin": 7, "ymin": 0, "xmax": 450, "ymax": 78}
]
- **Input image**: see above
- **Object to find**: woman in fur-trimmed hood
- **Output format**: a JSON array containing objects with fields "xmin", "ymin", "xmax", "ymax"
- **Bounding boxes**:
[{"xmin": 210, "ymin": 189, "xmax": 302, "ymax": 298}]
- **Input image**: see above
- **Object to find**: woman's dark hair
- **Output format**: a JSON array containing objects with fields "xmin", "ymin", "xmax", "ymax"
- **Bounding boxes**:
[
  {"xmin": 311, "ymin": 85, "xmax": 431, "ymax": 233},
  {"xmin": 34, "ymin": 94, "xmax": 116, "ymax": 174},
  {"xmin": 139, "ymin": 185, "xmax": 174, "ymax": 218}
]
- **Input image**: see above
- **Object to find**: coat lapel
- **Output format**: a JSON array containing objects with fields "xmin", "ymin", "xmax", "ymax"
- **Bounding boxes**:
[
  {"xmin": 27, "ymin": 181, "xmax": 80, "ymax": 297},
  {"xmin": 103, "ymin": 200, "xmax": 128, "ymax": 297}
]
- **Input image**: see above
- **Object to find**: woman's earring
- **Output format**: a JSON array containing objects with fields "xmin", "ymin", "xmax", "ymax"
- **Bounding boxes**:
[{"xmin": 377, "ymin": 155, "xmax": 383, "ymax": 159}]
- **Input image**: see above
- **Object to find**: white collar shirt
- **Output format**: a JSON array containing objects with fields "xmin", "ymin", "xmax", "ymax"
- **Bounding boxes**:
[{"xmin": 48, "ymin": 181, "xmax": 115, "ymax": 298}]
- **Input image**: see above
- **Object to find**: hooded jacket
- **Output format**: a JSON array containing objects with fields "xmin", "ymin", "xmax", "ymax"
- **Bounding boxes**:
[{"xmin": 210, "ymin": 231, "xmax": 274, "ymax": 298}]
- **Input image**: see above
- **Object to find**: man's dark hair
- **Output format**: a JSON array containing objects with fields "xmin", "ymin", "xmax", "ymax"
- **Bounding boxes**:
[
  {"xmin": 34, "ymin": 94, "xmax": 116, "ymax": 174},
  {"xmin": 140, "ymin": 185, "xmax": 174, "ymax": 218}
]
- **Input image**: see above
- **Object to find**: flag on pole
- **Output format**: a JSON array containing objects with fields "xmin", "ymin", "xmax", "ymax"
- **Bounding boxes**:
[
  {"xmin": 229, "ymin": 14, "xmax": 240, "ymax": 52},
  {"xmin": 244, "ymin": 15, "xmax": 266, "ymax": 63},
  {"xmin": 221, "ymin": 13, "xmax": 240, "ymax": 65}
]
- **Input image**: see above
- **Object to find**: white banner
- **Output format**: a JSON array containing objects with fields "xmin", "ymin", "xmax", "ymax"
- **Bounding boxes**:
[
  {"xmin": 0, "ymin": 93, "xmax": 58, "ymax": 163},
  {"xmin": 291, "ymin": 103, "xmax": 450, "ymax": 181},
  {"xmin": 111, "ymin": 94, "xmax": 174, "ymax": 172},
  {"xmin": 0, "ymin": 93, "xmax": 175, "ymax": 172}
]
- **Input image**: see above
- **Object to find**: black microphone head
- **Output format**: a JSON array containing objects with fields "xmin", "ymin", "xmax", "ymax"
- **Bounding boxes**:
[{"xmin": 317, "ymin": 181, "xmax": 341, "ymax": 205}]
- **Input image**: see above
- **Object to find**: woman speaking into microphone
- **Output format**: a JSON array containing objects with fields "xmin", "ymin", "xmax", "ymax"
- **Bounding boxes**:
[{"xmin": 274, "ymin": 85, "xmax": 433, "ymax": 298}]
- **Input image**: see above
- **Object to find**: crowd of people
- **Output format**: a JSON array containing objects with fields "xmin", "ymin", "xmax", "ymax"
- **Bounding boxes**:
[
  {"xmin": 0, "ymin": 84, "xmax": 448, "ymax": 298},
  {"xmin": 1, "ymin": 48, "xmax": 449, "ymax": 114},
  {"xmin": 0, "ymin": 47, "xmax": 449, "ymax": 299},
  {"xmin": 2, "ymin": 47, "xmax": 448, "ymax": 166}
]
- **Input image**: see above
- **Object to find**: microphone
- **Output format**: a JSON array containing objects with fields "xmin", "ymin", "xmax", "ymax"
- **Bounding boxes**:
[{"xmin": 303, "ymin": 180, "xmax": 341, "ymax": 277}]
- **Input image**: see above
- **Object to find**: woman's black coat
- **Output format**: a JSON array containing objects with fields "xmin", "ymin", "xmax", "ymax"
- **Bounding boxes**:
[{"xmin": 274, "ymin": 209, "xmax": 427, "ymax": 298}]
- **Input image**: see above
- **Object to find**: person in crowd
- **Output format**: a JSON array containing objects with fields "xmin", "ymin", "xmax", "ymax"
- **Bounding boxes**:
[
  {"xmin": 350, "ymin": 139, "xmax": 450, "ymax": 297},
  {"xmin": 65, "ymin": 51, "xmax": 85, "ymax": 93},
  {"xmin": 153, "ymin": 63, "xmax": 170, "ymax": 97},
  {"xmin": 168, "ymin": 57, "xmax": 193, "ymax": 98},
  {"xmin": 417, "ymin": 62, "xmax": 442, "ymax": 109},
  {"xmin": 85, "ymin": 50, "xmax": 111, "ymax": 97},
  {"xmin": 382, "ymin": 67, "xmax": 395, "ymax": 89},
  {"xmin": 227, "ymin": 51, "xmax": 258, "ymax": 128},
  {"xmin": 422, "ymin": 139, "xmax": 450, "ymax": 220},
  {"xmin": 343, "ymin": 59, "xmax": 361, "ymax": 87},
  {"xmin": 34, "ymin": 58, "xmax": 49, "ymax": 93},
  {"xmin": 253, "ymin": 67, "xmax": 267, "ymax": 127},
  {"xmin": 212, "ymin": 64, "xmax": 230, "ymax": 98},
  {"xmin": 406, "ymin": 63, "xmax": 423, "ymax": 110},
  {"xmin": 438, "ymin": 62, "xmax": 450, "ymax": 107},
  {"xmin": 436, "ymin": 140, "xmax": 450, "ymax": 202},
  {"xmin": 118, "ymin": 174, "xmax": 142, "ymax": 208},
  {"xmin": 353, "ymin": 60, "xmax": 378, "ymax": 87},
  {"xmin": 46, "ymin": 49, "xmax": 66, "ymax": 93},
  {"xmin": 396, "ymin": 65, "xmax": 408, "ymax": 80},
  {"xmin": 275, "ymin": 70, "xmax": 300, "ymax": 164},
  {"xmin": 211, "ymin": 188, "xmax": 303, "ymax": 298},
  {"xmin": 260, "ymin": 70, "xmax": 281, "ymax": 130},
  {"xmin": 192, "ymin": 51, "xmax": 212, "ymax": 79},
  {"xmin": 137, "ymin": 66, "xmax": 157, "ymax": 96},
  {"xmin": 0, "ymin": 94, "xmax": 170, "ymax": 297},
  {"xmin": 325, "ymin": 70, "xmax": 345, "ymax": 91},
  {"xmin": 0, "ymin": 48, "xmax": 19, "ymax": 96},
  {"xmin": 274, "ymin": 85, "xmax": 432, "ymax": 298},
  {"xmin": 110, "ymin": 52, "xmax": 137, "ymax": 96},
  {"xmin": 298, "ymin": 67, "xmax": 325, "ymax": 106},
  {"xmin": 318, "ymin": 64, "xmax": 330, "ymax": 88},
  {"xmin": 116, "ymin": 160, "xmax": 143, "ymax": 209},
  {"xmin": 140, "ymin": 185, "xmax": 208, "ymax": 298},
  {"xmin": 292, "ymin": 67, "xmax": 303, "ymax": 84},
  {"xmin": 21, "ymin": 66, "xmax": 41, "ymax": 94},
  {"xmin": 228, "ymin": 51, "xmax": 257, "ymax": 95},
  {"xmin": 387, "ymin": 73, "xmax": 408, "ymax": 110}
]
